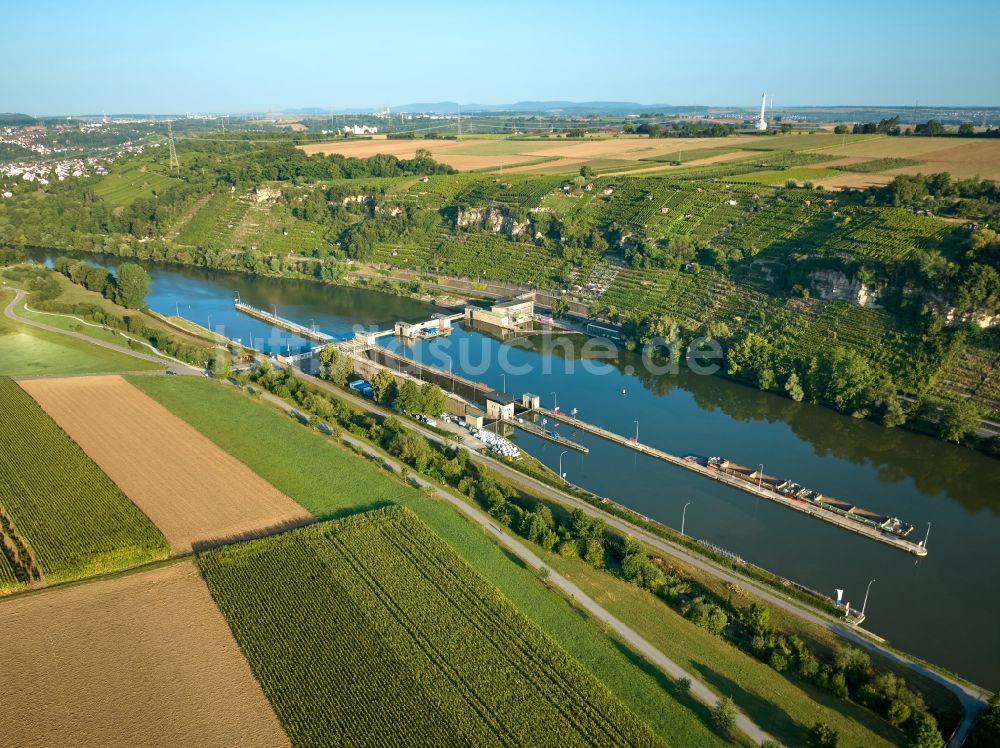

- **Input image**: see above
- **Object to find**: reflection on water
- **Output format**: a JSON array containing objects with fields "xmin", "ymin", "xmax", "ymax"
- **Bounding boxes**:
[{"xmin": 24, "ymin": 248, "xmax": 1000, "ymax": 687}]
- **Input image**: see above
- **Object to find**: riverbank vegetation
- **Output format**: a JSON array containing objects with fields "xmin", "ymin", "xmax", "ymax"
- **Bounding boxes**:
[
  {"xmin": 129, "ymin": 373, "xmax": 731, "ymax": 746},
  {"xmin": 241, "ymin": 361, "xmax": 956, "ymax": 747},
  {"xmin": 1, "ymin": 132, "xmax": 997, "ymax": 452},
  {"xmin": 1, "ymin": 263, "xmax": 214, "ymax": 367}
]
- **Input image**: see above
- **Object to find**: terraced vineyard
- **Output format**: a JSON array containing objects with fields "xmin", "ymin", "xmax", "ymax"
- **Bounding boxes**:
[
  {"xmin": 818, "ymin": 207, "xmax": 957, "ymax": 263},
  {"xmin": 436, "ymin": 233, "xmax": 567, "ymax": 287},
  {"xmin": 406, "ymin": 173, "xmax": 495, "ymax": 209},
  {"xmin": 712, "ymin": 295, "xmax": 930, "ymax": 388},
  {"xmin": 452, "ymin": 175, "xmax": 565, "ymax": 211},
  {"xmin": 601, "ymin": 266, "xmax": 736, "ymax": 326},
  {"xmin": 0, "ymin": 378, "xmax": 169, "ymax": 584},
  {"xmin": 932, "ymin": 341, "xmax": 1000, "ymax": 418},
  {"xmin": 94, "ymin": 163, "xmax": 180, "ymax": 205},
  {"xmin": 717, "ymin": 194, "xmax": 827, "ymax": 257},
  {"xmin": 594, "ymin": 178, "xmax": 755, "ymax": 239},
  {"xmin": 199, "ymin": 506, "xmax": 665, "ymax": 748},
  {"xmin": 720, "ymin": 200, "xmax": 956, "ymax": 265},
  {"xmin": 176, "ymin": 191, "xmax": 250, "ymax": 247}
]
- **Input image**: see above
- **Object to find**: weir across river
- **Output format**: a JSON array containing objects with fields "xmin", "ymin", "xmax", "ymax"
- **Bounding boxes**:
[{"xmin": 235, "ymin": 301, "xmax": 335, "ymax": 343}]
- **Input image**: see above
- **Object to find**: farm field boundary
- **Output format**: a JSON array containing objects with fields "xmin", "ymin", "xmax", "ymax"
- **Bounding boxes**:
[
  {"xmin": 19, "ymin": 375, "xmax": 311, "ymax": 553},
  {"xmin": 199, "ymin": 505, "xmax": 667, "ymax": 748},
  {"xmin": 0, "ymin": 560, "xmax": 289, "ymax": 748},
  {"xmin": 0, "ymin": 377, "xmax": 167, "ymax": 586}
]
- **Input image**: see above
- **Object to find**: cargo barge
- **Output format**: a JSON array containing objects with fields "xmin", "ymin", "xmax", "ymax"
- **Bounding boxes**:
[{"xmin": 686, "ymin": 455, "xmax": 915, "ymax": 539}]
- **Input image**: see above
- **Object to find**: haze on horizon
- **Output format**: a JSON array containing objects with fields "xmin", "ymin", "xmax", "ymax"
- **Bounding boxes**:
[{"xmin": 7, "ymin": 0, "xmax": 1000, "ymax": 115}]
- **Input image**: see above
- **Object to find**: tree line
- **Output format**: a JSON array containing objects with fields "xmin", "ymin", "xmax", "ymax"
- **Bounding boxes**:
[{"xmin": 243, "ymin": 359, "xmax": 948, "ymax": 748}]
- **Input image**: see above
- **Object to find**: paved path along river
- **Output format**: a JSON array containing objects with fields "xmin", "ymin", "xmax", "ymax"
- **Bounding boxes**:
[
  {"xmin": 4, "ymin": 281, "xmax": 987, "ymax": 743},
  {"xmin": 22, "ymin": 250, "xmax": 1000, "ymax": 691}
]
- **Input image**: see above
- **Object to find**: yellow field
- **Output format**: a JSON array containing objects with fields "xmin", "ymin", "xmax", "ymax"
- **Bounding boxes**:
[
  {"xmin": 0, "ymin": 560, "xmax": 290, "ymax": 747},
  {"xmin": 20, "ymin": 375, "xmax": 312, "ymax": 552},
  {"xmin": 299, "ymin": 133, "xmax": 1000, "ymax": 181}
]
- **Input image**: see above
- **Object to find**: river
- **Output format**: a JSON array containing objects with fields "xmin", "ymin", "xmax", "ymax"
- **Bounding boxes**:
[{"xmin": 28, "ymin": 250, "xmax": 1000, "ymax": 687}]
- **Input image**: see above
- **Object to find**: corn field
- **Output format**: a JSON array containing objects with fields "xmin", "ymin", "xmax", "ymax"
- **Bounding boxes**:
[
  {"xmin": 198, "ymin": 506, "xmax": 665, "ymax": 748},
  {"xmin": 0, "ymin": 378, "xmax": 169, "ymax": 586}
]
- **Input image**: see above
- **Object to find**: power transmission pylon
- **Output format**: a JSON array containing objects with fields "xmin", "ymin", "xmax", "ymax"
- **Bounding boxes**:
[{"xmin": 166, "ymin": 121, "xmax": 179, "ymax": 174}]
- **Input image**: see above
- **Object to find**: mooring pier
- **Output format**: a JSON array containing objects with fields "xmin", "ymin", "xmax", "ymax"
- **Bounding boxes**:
[
  {"xmin": 534, "ymin": 407, "xmax": 928, "ymax": 557},
  {"xmin": 506, "ymin": 418, "xmax": 589, "ymax": 453}
]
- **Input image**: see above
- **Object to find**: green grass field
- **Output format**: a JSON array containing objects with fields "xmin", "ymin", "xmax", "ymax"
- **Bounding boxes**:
[
  {"xmin": 547, "ymin": 556, "xmax": 903, "ymax": 748},
  {"xmin": 639, "ymin": 146, "xmax": 741, "ymax": 164},
  {"xmin": 0, "ymin": 378, "xmax": 169, "ymax": 584},
  {"xmin": 199, "ymin": 506, "xmax": 666, "ymax": 748},
  {"xmin": 94, "ymin": 163, "xmax": 179, "ymax": 205},
  {"xmin": 0, "ymin": 290, "xmax": 162, "ymax": 376},
  {"xmin": 130, "ymin": 375, "xmax": 727, "ymax": 746},
  {"xmin": 734, "ymin": 167, "xmax": 841, "ymax": 185}
]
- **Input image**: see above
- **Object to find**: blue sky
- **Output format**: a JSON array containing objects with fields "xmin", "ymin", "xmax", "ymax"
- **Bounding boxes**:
[{"xmin": 6, "ymin": 0, "xmax": 999, "ymax": 114}]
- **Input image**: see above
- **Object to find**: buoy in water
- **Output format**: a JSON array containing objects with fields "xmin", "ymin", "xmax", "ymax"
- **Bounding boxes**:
[{"xmin": 621, "ymin": 388, "xmax": 626, "ymax": 395}]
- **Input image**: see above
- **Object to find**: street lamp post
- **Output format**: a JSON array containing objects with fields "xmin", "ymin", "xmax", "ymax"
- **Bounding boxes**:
[
  {"xmin": 861, "ymin": 578, "xmax": 876, "ymax": 618},
  {"xmin": 501, "ymin": 373, "xmax": 506, "ymax": 394},
  {"xmin": 758, "ymin": 464, "xmax": 764, "ymax": 489},
  {"xmin": 634, "ymin": 420, "xmax": 639, "ymax": 442},
  {"xmin": 559, "ymin": 450, "xmax": 568, "ymax": 483},
  {"xmin": 551, "ymin": 391, "xmax": 557, "ymax": 410},
  {"xmin": 681, "ymin": 501, "xmax": 691, "ymax": 536}
]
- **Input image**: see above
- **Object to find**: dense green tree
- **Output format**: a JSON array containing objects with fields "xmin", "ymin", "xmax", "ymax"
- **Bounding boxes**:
[
  {"xmin": 395, "ymin": 379, "xmax": 423, "ymax": 413},
  {"xmin": 804, "ymin": 347, "xmax": 877, "ymax": 414},
  {"xmin": 420, "ymin": 382, "xmax": 447, "ymax": 417},
  {"xmin": 711, "ymin": 697, "xmax": 737, "ymax": 732},
  {"xmin": 583, "ymin": 537, "xmax": 605, "ymax": 569},
  {"xmin": 114, "ymin": 262, "xmax": 150, "ymax": 309},
  {"xmin": 318, "ymin": 346, "xmax": 354, "ymax": 385},
  {"xmin": 966, "ymin": 692, "xmax": 1000, "ymax": 748},
  {"xmin": 906, "ymin": 711, "xmax": 943, "ymax": 748},
  {"xmin": 939, "ymin": 399, "xmax": 980, "ymax": 442},
  {"xmin": 370, "ymin": 367, "xmax": 396, "ymax": 405},
  {"xmin": 784, "ymin": 372, "xmax": 804, "ymax": 402},
  {"xmin": 806, "ymin": 721, "xmax": 839, "ymax": 747}
]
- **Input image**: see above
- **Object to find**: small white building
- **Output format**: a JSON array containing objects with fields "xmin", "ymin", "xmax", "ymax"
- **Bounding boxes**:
[{"xmin": 485, "ymin": 393, "xmax": 516, "ymax": 421}]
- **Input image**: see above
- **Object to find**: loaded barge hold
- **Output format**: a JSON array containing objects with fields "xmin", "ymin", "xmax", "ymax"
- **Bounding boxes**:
[
  {"xmin": 685, "ymin": 455, "xmax": 924, "ymax": 552},
  {"xmin": 534, "ymin": 406, "xmax": 927, "ymax": 555}
]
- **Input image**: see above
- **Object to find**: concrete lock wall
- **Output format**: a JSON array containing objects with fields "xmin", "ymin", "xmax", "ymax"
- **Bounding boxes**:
[{"xmin": 351, "ymin": 352, "xmax": 472, "ymax": 418}]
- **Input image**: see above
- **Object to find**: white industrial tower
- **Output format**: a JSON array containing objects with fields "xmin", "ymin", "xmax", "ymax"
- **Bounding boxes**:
[{"xmin": 755, "ymin": 93, "xmax": 768, "ymax": 131}]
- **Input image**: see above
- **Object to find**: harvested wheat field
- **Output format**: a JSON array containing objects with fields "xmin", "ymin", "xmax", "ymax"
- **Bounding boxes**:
[
  {"xmin": 298, "ymin": 137, "xmax": 482, "ymax": 159},
  {"xmin": 19, "ymin": 375, "xmax": 311, "ymax": 552},
  {"xmin": 0, "ymin": 560, "xmax": 290, "ymax": 748}
]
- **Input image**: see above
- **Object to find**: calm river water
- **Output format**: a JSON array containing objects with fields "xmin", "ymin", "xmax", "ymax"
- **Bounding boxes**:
[{"xmin": 30, "ymin": 250, "xmax": 1000, "ymax": 687}]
